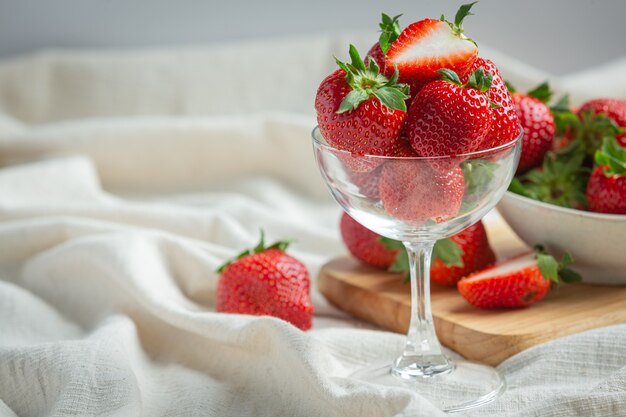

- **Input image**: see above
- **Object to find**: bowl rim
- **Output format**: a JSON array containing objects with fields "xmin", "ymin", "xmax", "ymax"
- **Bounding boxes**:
[
  {"xmin": 311, "ymin": 125, "xmax": 524, "ymax": 160},
  {"xmin": 502, "ymin": 191, "xmax": 626, "ymax": 221}
]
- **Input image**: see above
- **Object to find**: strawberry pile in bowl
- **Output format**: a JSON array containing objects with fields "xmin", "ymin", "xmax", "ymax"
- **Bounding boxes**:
[{"xmin": 498, "ymin": 84, "xmax": 626, "ymax": 284}]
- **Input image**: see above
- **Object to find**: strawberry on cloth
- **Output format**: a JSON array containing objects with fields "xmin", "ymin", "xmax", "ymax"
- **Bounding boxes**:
[{"xmin": 216, "ymin": 231, "xmax": 313, "ymax": 330}]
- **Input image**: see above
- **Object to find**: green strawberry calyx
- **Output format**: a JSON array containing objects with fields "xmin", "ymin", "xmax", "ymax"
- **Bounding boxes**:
[
  {"xmin": 379, "ymin": 237, "xmax": 464, "ymax": 281},
  {"xmin": 438, "ymin": 67, "xmax": 493, "ymax": 94},
  {"xmin": 595, "ymin": 136, "xmax": 626, "ymax": 177},
  {"xmin": 534, "ymin": 245, "xmax": 582, "ymax": 285},
  {"xmin": 216, "ymin": 230, "xmax": 291, "ymax": 273},
  {"xmin": 335, "ymin": 45, "xmax": 410, "ymax": 114},
  {"xmin": 378, "ymin": 13, "xmax": 402, "ymax": 54},
  {"xmin": 441, "ymin": 1, "xmax": 478, "ymax": 43}
]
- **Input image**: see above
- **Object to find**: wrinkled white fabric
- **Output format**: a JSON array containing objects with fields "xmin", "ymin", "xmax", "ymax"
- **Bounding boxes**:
[{"xmin": 1, "ymin": 34, "xmax": 625, "ymax": 417}]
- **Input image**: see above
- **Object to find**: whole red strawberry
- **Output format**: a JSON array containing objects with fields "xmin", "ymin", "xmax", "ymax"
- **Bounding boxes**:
[
  {"xmin": 385, "ymin": 2, "xmax": 478, "ymax": 101},
  {"xmin": 578, "ymin": 98, "xmax": 626, "ymax": 146},
  {"xmin": 340, "ymin": 213, "xmax": 399, "ymax": 268},
  {"xmin": 379, "ymin": 160, "xmax": 464, "ymax": 223},
  {"xmin": 431, "ymin": 221, "xmax": 496, "ymax": 286},
  {"xmin": 464, "ymin": 58, "xmax": 520, "ymax": 148},
  {"xmin": 586, "ymin": 137, "xmax": 626, "ymax": 214},
  {"xmin": 406, "ymin": 68, "xmax": 493, "ymax": 157},
  {"xmin": 216, "ymin": 232, "xmax": 313, "ymax": 330},
  {"xmin": 458, "ymin": 248, "xmax": 580, "ymax": 309},
  {"xmin": 509, "ymin": 82, "xmax": 556, "ymax": 173},
  {"xmin": 315, "ymin": 45, "xmax": 409, "ymax": 157}
]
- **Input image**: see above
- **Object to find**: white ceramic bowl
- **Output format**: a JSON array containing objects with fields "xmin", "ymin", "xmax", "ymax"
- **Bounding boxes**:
[{"xmin": 497, "ymin": 191, "xmax": 626, "ymax": 285}]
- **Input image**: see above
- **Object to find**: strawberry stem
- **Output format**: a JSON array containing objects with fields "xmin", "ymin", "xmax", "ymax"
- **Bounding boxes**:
[
  {"xmin": 216, "ymin": 230, "xmax": 292, "ymax": 273},
  {"xmin": 335, "ymin": 45, "xmax": 410, "ymax": 113},
  {"xmin": 378, "ymin": 13, "xmax": 402, "ymax": 54}
]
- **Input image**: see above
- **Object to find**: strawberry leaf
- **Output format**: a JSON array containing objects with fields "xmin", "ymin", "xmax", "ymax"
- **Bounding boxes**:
[
  {"xmin": 373, "ymin": 87, "xmax": 408, "ymax": 112},
  {"xmin": 437, "ymin": 68, "xmax": 462, "ymax": 85},
  {"xmin": 338, "ymin": 90, "xmax": 370, "ymax": 113},
  {"xmin": 379, "ymin": 236, "xmax": 404, "ymax": 251},
  {"xmin": 527, "ymin": 81, "xmax": 552, "ymax": 103},
  {"xmin": 349, "ymin": 44, "xmax": 366, "ymax": 71},
  {"xmin": 433, "ymin": 238, "xmax": 464, "ymax": 267},
  {"xmin": 466, "ymin": 67, "xmax": 493, "ymax": 93},
  {"xmin": 537, "ymin": 253, "xmax": 560, "ymax": 284},
  {"xmin": 379, "ymin": 13, "xmax": 402, "ymax": 54},
  {"xmin": 559, "ymin": 268, "xmax": 582, "ymax": 283},
  {"xmin": 595, "ymin": 136, "xmax": 626, "ymax": 176},
  {"xmin": 462, "ymin": 159, "xmax": 498, "ymax": 196},
  {"xmin": 216, "ymin": 230, "xmax": 291, "ymax": 273},
  {"xmin": 452, "ymin": 1, "xmax": 478, "ymax": 34}
]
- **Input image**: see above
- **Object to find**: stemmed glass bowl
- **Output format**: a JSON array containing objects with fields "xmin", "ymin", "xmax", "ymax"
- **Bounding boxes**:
[{"xmin": 313, "ymin": 126, "xmax": 523, "ymax": 412}]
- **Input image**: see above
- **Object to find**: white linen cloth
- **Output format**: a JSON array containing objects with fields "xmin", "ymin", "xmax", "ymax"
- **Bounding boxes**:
[{"xmin": 0, "ymin": 34, "xmax": 625, "ymax": 417}]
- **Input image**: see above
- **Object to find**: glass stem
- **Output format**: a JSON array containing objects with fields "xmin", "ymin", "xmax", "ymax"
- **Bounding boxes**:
[{"xmin": 392, "ymin": 241, "xmax": 452, "ymax": 379}]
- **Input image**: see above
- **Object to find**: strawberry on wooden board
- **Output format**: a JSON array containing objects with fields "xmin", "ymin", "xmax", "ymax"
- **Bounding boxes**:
[
  {"xmin": 315, "ymin": 45, "xmax": 409, "ymax": 158},
  {"xmin": 508, "ymin": 82, "xmax": 556, "ymax": 174},
  {"xmin": 340, "ymin": 213, "xmax": 399, "ymax": 268},
  {"xmin": 380, "ymin": 220, "xmax": 495, "ymax": 286},
  {"xmin": 405, "ymin": 68, "xmax": 494, "ymax": 157},
  {"xmin": 216, "ymin": 232, "xmax": 313, "ymax": 330},
  {"xmin": 578, "ymin": 98, "xmax": 626, "ymax": 146},
  {"xmin": 463, "ymin": 58, "xmax": 520, "ymax": 148},
  {"xmin": 458, "ymin": 247, "xmax": 581, "ymax": 309},
  {"xmin": 586, "ymin": 137, "xmax": 626, "ymax": 214},
  {"xmin": 385, "ymin": 2, "xmax": 479, "ymax": 101},
  {"xmin": 379, "ymin": 160, "xmax": 464, "ymax": 223}
]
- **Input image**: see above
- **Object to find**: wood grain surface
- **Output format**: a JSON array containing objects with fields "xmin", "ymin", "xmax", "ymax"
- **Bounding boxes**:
[{"xmin": 318, "ymin": 214, "xmax": 626, "ymax": 365}]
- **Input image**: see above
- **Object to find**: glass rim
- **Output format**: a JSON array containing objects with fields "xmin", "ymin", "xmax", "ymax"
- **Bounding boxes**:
[{"xmin": 311, "ymin": 124, "xmax": 524, "ymax": 160}]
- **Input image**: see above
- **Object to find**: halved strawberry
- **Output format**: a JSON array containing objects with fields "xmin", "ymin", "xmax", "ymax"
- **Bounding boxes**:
[
  {"xmin": 458, "ymin": 248, "xmax": 581, "ymax": 309},
  {"xmin": 315, "ymin": 45, "xmax": 410, "ymax": 158},
  {"xmin": 385, "ymin": 2, "xmax": 478, "ymax": 99}
]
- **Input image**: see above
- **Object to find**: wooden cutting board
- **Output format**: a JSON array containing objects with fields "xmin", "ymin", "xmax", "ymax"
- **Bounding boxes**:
[{"xmin": 318, "ymin": 214, "xmax": 626, "ymax": 365}]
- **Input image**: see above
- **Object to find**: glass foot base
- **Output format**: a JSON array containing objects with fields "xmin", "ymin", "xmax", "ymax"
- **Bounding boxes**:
[{"xmin": 351, "ymin": 360, "xmax": 505, "ymax": 413}]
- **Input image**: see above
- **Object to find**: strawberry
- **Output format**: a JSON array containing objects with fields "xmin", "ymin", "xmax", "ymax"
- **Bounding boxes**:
[
  {"xmin": 578, "ymin": 98, "xmax": 626, "ymax": 146},
  {"xmin": 430, "ymin": 221, "xmax": 495, "ymax": 286},
  {"xmin": 346, "ymin": 138, "xmax": 417, "ymax": 199},
  {"xmin": 586, "ymin": 137, "xmax": 626, "ymax": 214},
  {"xmin": 315, "ymin": 45, "xmax": 409, "ymax": 158},
  {"xmin": 464, "ymin": 58, "xmax": 520, "ymax": 148},
  {"xmin": 340, "ymin": 213, "xmax": 399, "ymax": 268},
  {"xmin": 379, "ymin": 160, "xmax": 464, "ymax": 223},
  {"xmin": 216, "ymin": 232, "xmax": 313, "ymax": 330},
  {"xmin": 405, "ymin": 68, "xmax": 493, "ymax": 157},
  {"xmin": 508, "ymin": 82, "xmax": 556, "ymax": 173},
  {"xmin": 385, "ymin": 2, "xmax": 478, "ymax": 100},
  {"xmin": 458, "ymin": 248, "xmax": 581, "ymax": 309}
]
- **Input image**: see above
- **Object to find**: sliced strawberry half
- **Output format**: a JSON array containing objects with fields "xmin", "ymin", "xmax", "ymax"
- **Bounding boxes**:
[
  {"xmin": 385, "ymin": 2, "xmax": 479, "ymax": 99},
  {"xmin": 458, "ymin": 247, "xmax": 581, "ymax": 309}
]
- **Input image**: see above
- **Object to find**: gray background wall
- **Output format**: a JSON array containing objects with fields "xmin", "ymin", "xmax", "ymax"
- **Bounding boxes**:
[{"xmin": 1, "ymin": 0, "xmax": 625, "ymax": 75}]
